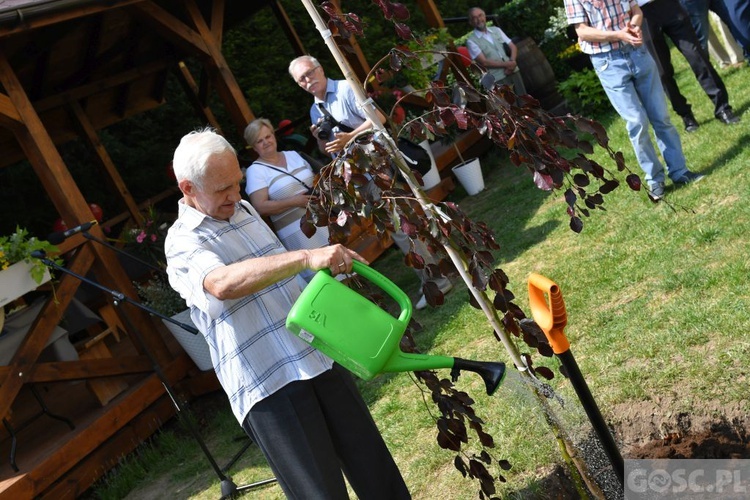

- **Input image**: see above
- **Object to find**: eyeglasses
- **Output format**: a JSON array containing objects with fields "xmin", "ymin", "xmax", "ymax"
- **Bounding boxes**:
[{"xmin": 296, "ymin": 66, "xmax": 319, "ymax": 85}]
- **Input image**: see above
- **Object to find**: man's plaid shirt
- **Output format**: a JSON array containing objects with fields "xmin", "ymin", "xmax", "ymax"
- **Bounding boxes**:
[{"xmin": 564, "ymin": 0, "xmax": 638, "ymax": 54}]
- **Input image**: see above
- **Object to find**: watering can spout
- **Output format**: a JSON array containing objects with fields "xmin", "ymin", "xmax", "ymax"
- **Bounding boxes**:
[
  {"xmin": 382, "ymin": 354, "xmax": 506, "ymax": 396},
  {"xmin": 453, "ymin": 358, "xmax": 506, "ymax": 396}
]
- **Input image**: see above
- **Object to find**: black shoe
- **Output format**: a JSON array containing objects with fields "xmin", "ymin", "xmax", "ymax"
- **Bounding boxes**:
[
  {"xmin": 682, "ymin": 114, "xmax": 700, "ymax": 132},
  {"xmin": 672, "ymin": 170, "xmax": 705, "ymax": 185},
  {"xmin": 716, "ymin": 109, "xmax": 740, "ymax": 125}
]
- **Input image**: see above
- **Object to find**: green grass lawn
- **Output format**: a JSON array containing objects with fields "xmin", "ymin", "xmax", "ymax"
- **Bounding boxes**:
[{"xmin": 88, "ymin": 53, "xmax": 749, "ymax": 499}]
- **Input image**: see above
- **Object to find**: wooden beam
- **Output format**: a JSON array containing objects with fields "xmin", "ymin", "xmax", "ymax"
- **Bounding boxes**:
[
  {"xmin": 0, "ymin": 92, "xmax": 22, "ymax": 126},
  {"xmin": 415, "ymin": 0, "xmax": 445, "ymax": 28},
  {"xmin": 183, "ymin": 0, "xmax": 254, "ymax": 134},
  {"xmin": 174, "ymin": 61, "xmax": 223, "ymax": 133},
  {"xmin": 0, "ymin": 356, "xmax": 155, "ymax": 383},
  {"xmin": 197, "ymin": 0, "xmax": 227, "ymax": 104},
  {"xmin": 67, "ymin": 100, "xmax": 143, "ymax": 223},
  {"xmin": 131, "ymin": 1, "xmax": 211, "ymax": 57},
  {"xmin": 271, "ymin": 0, "xmax": 305, "ymax": 55},
  {"xmin": 210, "ymin": 0, "xmax": 226, "ymax": 46}
]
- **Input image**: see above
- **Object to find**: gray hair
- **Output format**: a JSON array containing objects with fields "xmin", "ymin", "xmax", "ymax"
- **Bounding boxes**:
[
  {"xmin": 243, "ymin": 118, "xmax": 274, "ymax": 147},
  {"xmin": 172, "ymin": 127, "xmax": 236, "ymax": 189},
  {"xmin": 288, "ymin": 55, "xmax": 320, "ymax": 79},
  {"xmin": 468, "ymin": 7, "xmax": 484, "ymax": 20}
]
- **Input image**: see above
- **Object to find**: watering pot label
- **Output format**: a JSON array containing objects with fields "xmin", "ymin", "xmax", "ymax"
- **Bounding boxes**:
[
  {"xmin": 625, "ymin": 459, "xmax": 750, "ymax": 498},
  {"xmin": 298, "ymin": 329, "xmax": 315, "ymax": 343}
]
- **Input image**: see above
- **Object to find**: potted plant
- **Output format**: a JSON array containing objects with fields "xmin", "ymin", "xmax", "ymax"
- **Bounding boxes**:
[
  {"xmin": 0, "ymin": 226, "xmax": 60, "ymax": 308},
  {"xmin": 428, "ymin": 122, "xmax": 485, "ymax": 196},
  {"xmin": 398, "ymin": 27, "xmax": 454, "ymax": 93},
  {"xmin": 120, "ymin": 206, "xmax": 171, "ymax": 277},
  {"xmin": 134, "ymin": 275, "xmax": 213, "ymax": 371}
]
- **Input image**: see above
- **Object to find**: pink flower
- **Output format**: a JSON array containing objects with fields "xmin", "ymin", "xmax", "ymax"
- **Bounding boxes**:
[
  {"xmin": 150, "ymin": 234, "xmax": 157, "ymax": 243},
  {"xmin": 136, "ymin": 231, "xmax": 147, "ymax": 244}
]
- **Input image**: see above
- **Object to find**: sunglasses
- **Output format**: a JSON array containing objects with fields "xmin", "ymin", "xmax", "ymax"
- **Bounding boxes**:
[{"xmin": 296, "ymin": 66, "xmax": 320, "ymax": 85}]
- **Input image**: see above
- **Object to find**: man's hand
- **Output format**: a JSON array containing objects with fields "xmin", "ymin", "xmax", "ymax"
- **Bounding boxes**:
[
  {"xmin": 619, "ymin": 25, "xmax": 642, "ymax": 46},
  {"xmin": 305, "ymin": 244, "xmax": 367, "ymax": 275},
  {"xmin": 324, "ymin": 131, "xmax": 352, "ymax": 155}
]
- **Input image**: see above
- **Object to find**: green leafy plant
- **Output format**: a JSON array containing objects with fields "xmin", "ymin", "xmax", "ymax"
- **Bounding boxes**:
[
  {"xmin": 0, "ymin": 226, "xmax": 60, "ymax": 284},
  {"xmin": 558, "ymin": 69, "xmax": 611, "ymax": 117},
  {"xmin": 134, "ymin": 275, "xmax": 186, "ymax": 317},
  {"xmin": 399, "ymin": 27, "xmax": 454, "ymax": 92}
]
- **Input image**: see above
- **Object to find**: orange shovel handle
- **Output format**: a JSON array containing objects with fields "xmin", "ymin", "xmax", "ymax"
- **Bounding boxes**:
[{"xmin": 527, "ymin": 273, "xmax": 569, "ymax": 354}]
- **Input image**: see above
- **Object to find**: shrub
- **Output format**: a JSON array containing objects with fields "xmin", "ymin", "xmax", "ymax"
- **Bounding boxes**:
[{"xmin": 557, "ymin": 69, "xmax": 611, "ymax": 117}]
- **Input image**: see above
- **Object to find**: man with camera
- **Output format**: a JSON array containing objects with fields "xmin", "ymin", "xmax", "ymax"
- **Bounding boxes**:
[
  {"xmin": 289, "ymin": 55, "xmax": 453, "ymax": 309},
  {"xmin": 289, "ymin": 55, "xmax": 385, "ymax": 156}
]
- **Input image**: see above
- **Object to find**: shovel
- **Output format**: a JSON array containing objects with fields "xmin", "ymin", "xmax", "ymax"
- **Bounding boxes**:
[
  {"xmin": 286, "ymin": 261, "xmax": 505, "ymax": 395},
  {"xmin": 528, "ymin": 273, "xmax": 624, "ymax": 485}
]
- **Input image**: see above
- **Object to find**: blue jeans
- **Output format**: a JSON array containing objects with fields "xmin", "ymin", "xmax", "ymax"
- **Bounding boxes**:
[{"xmin": 590, "ymin": 46, "xmax": 688, "ymax": 188}]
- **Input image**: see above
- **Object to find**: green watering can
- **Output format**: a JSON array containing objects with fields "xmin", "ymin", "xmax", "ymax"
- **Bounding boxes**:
[{"xmin": 286, "ymin": 261, "xmax": 506, "ymax": 395}]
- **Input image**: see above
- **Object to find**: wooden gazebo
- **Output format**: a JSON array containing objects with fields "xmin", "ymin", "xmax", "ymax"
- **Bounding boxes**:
[{"xmin": 0, "ymin": 0, "xmax": 482, "ymax": 497}]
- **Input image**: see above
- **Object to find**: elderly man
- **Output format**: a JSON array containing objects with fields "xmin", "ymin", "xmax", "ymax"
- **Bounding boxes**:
[
  {"xmin": 565, "ymin": 0, "xmax": 705, "ymax": 200},
  {"xmin": 289, "ymin": 55, "xmax": 453, "ymax": 310},
  {"xmin": 288, "ymin": 55, "xmax": 384, "ymax": 157},
  {"xmin": 165, "ymin": 128, "xmax": 410, "ymax": 499},
  {"xmin": 465, "ymin": 7, "xmax": 526, "ymax": 95}
]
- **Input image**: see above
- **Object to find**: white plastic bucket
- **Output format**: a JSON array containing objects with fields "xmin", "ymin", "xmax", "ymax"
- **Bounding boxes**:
[
  {"xmin": 162, "ymin": 309, "xmax": 213, "ymax": 371},
  {"xmin": 419, "ymin": 140, "xmax": 441, "ymax": 190},
  {"xmin": 451, "ymin": 158, "xmax": 484, "ymax": 195}
]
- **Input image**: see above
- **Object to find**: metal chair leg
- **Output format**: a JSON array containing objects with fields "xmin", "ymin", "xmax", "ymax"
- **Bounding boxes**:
[
  {"xmin": 2, "ymin": 418, "xmax": 19, "ymax": 472},
  {"xmin": 30, "ymin": 385, "xmax": 75, "ymax": 430}
]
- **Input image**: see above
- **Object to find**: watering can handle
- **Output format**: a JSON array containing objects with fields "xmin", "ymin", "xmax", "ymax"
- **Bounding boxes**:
[
  {"xmin": 343, "ymin": 260, "xmax": 412, "ymax": 323},
  {"xmin": 527, "ymin": 273, "xmax": 569, "ymax": 355}
]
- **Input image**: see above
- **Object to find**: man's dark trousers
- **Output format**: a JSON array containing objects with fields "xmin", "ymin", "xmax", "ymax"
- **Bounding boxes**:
[{"xmin": 641, "ymin": 0, "xmax": 731, "ymax": 119}]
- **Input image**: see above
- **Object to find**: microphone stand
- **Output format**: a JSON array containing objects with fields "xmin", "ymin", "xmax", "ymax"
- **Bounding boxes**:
[
  {"xmin": 82, "ymin": 231, "xmax": 164, "ymax": 275},
  {"xmin": 33, "ymin": 252, "xmax": 276, "ymax": 498}
]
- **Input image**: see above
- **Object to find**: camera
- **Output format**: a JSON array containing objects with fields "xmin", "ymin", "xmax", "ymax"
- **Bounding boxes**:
[{"xmin": 316, "ymin": 115, "xmax": 339, "ymax": 141}]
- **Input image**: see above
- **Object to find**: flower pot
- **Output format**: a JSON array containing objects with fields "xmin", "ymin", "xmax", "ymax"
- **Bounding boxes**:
[
  {"xmin": 0, "ymin": 260, "xmax": 51, "ymax": 308},
  {"xmin": 162, "ymin": 309, "xmax": 213, "ymax": 371},
  {"xmin": 451, "ymin": 158, "xmax": 485, "ymax": 195},
  {"xmin": 419, "ymin": 140, "xmax": 441, "ymax": 190}
]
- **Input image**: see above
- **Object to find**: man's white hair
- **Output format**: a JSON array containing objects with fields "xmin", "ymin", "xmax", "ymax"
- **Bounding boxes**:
[{"xmin": 172, "ymin": 127, "xmax": 236, "ymax": 190}]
